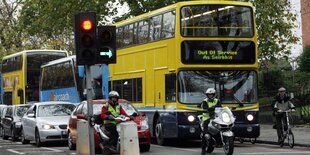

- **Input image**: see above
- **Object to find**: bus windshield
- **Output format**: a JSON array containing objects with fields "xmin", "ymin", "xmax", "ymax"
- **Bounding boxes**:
[
  {"xmin": 181, "ymin": 5, "xmax": 253, "ymax": 37},
  {"xmin": 178, "ymin": 70, "xmax": 258, "ymax": 104}
]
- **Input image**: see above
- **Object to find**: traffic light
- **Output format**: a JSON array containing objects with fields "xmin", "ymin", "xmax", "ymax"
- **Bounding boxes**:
[
  {"xmin": 97, "ymin": 26, "xmax": 116, "ymax": 64},
  {"xmin": 75, "ymin": 12, "xmax": 97, "ymax": 65}
]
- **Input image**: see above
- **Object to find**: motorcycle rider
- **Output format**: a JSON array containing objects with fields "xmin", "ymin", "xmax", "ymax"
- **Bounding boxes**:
[
  {"xmin": 198, "ymin": 88, "xmax": 222, "ymax": 155},
  {"xmin": 273, "ymin": 87, "xmax": 295, "ymax": 144},
  {"xmin": 101, "ymin": 91, "xmax": 128, "ymax": 149}
]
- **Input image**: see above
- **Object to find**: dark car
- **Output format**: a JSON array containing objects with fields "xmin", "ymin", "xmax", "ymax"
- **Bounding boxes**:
[
  {"xmin": 0, "ymin": 105, "xmax": 7, "ymax": 137},
  {"xmin": 67, "ymin": 99, "xmax": 151, "ymax": 152},
  {"xmin": 2, "ymin": 104, "xmax": 31, "ymax": 141}
]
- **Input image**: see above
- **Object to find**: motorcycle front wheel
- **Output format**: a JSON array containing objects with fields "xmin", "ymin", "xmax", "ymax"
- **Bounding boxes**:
[{"xmin": 223, "ymin": 136, "xmax": 234, "ymax": 155}]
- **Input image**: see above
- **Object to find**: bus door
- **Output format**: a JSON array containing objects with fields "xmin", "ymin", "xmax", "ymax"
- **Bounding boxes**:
[{"xmin": 155, "ymin": 69, "xmax": 165, "ymax": 108}]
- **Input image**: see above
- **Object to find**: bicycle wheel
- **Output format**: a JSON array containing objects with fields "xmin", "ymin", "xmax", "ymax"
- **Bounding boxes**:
[{"xmin": 288, "ymin": 129, "xmax": 294, "ymax": 148}]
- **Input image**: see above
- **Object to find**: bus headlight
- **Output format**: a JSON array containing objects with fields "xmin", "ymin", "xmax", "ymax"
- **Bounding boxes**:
[
  {"xmin": 222, "ymin": 112, "xmax": 231, "ymax": 123},
  {"xmin": 187, "ymin": 115, "xmax": 195, "ymax": 122},
  {"xmin": 247, "ymin": 114, "xmax": 254, "ymax": 121}
]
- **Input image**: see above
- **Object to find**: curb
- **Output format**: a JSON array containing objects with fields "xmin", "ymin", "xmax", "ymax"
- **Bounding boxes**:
[{"xmin": 256, "ymin": 140, "xmax": 310, "ymax": 148}]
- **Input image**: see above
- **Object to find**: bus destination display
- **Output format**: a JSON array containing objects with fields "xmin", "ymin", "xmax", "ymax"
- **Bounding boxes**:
[{"xmin": 181, "ymin": 41, "xmax": 255, "ymax": 64}]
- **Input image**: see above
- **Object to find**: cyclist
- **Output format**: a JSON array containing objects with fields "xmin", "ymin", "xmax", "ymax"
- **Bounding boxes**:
[{"xmin": 273, "ymin": 87, "xmax": 295, "ymax": 144}]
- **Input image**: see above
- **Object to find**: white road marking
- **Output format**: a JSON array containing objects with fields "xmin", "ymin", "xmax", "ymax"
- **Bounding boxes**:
[
  {"xmin": 7, "ymin": 149, "xmax": 25, "ymax": 155},
  {"xmin": 40, "ymin": 147, "xmax": 63, "ymax": 152},
  {"xmin": 243, "ymin": 152, "xmax": 310, "ymax": 154},
  {"xmin": 152, "ymin": 145, "xmax": 200, "ymax": 152}
]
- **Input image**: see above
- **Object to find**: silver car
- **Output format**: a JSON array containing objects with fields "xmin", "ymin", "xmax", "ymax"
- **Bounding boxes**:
[{"xmin": 21, "ymin": 102, "xmax": 76, "ymax": 146}]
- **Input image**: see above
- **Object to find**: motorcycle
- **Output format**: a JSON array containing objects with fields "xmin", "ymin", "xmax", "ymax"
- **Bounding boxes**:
[
  {"xmin": 198, "ymin": 107, "xmax": 236, "ymax": 155},
  {"xmin": 94, "ymin": 115, "xmax": 130, "ymax": 155}
]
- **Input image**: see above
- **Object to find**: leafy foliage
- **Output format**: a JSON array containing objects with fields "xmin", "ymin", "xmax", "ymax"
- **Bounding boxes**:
[
  {"xmin": 0, "ymin": 0, "xmax": 301, "ymax": 61},
  {"xmin": 17, "ymin": 0, "xmax": 119, "ymax": 54},
  {"xmin": 298, "ymin": 45, "xmax": 310, "ymax": 72}
]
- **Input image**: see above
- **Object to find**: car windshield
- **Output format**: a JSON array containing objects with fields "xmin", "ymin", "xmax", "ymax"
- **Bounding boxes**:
[
  {"xmin": 15, "ymin": 106, "xmax": 31, "ymax": 117},
  {"xmin": 120, "ymin": 103, "xmax": 138, "ymax": 116},
  {"xmin": 38, "ymin": 104, "xmax": 75, "ymax": 117},
  {"xmin": 178, "ymin": 70, "xmax": 258, "ymax": 104},
  {"xmin": 93, "ymin": 104, "xmax": 104, "ymax": 114}
]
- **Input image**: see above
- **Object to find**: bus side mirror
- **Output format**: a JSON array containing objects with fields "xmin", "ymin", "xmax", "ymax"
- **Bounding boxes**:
[{"xmin": 78, "ymin": 66, "xmax": 85, "ymax": 79}]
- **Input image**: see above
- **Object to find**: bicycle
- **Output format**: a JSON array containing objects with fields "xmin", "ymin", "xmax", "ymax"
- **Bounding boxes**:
[{"xmin": 278, "ymin": 109, "xmax": 295, "ymax": 148}]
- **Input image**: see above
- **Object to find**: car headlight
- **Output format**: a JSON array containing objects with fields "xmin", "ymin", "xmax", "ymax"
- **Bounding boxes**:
[
  {"xmin": 222, "ymin": 112, "xmax": 231, "ymax": 123},
  {"xmin": 140, "ymin": 120, "xmax": 149, "ymax": 130},
  {"xmin": 187, "ymin": 115, "xmax": 195, "ymax": 122},
  {"xmin": 247, "ymin": 114, "xmax": 254, "ymax": 121},
  {"xmin": 42, "ymin": 124, "xmax": 55, "ymax": 130}
]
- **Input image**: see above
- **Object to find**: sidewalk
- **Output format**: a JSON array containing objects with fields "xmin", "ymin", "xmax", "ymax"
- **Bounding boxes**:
[{"xmin": 256, "ymin": 124, "xmax": 310, "ymax": 147}]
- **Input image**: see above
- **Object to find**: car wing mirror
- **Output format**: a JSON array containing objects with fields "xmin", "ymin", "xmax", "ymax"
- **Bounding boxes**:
[
  {"xmin": 77, "ymin": 114, "xmax": 87, "ymax": 119},
  {"xmin": 27, "ymin": 113, "xmax": 35, "ymax": 118}
]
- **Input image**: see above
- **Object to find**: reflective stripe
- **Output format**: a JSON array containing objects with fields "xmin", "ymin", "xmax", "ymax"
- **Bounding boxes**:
[
  {"xmin": 104, "ymin": 104, "xmax": 120, "ymax": 124},
  {"xmin": 202, "ymin": 99, "xmax": 218, "ymax": 121}
]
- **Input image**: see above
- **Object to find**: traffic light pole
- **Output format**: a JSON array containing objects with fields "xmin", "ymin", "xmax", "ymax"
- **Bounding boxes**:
[{"xmin": 86, "ymin": 65, "xmax": 95, "ymax": 155}]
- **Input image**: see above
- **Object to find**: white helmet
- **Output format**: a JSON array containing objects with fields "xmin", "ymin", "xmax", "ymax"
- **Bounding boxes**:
[
  {"xmin": 108, "ymin": 91, "xmax": 119, "ymax": 99},
  {"xmin": 205, "ymin": 88, "xmax": 216, "ymax": 99}
]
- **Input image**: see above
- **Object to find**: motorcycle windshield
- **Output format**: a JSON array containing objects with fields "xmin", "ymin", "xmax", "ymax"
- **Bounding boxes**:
[{"xmin": 178, "ymin": 70, "xmax": 258, "ymax": 104}]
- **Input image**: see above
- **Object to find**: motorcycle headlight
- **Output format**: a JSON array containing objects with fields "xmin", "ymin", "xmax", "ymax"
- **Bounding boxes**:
[
  {"xmin": 222, "ymin": 112, "xmax": 231, "ymax": 123},
  {"xmin": 187, "ymin": 115, "xmax": 195, "ymax": 122},
  {"xmin": 42, "ymin": 124, "xmax": 55, "ymax": 130},
  {"xmin": 140, "ymin": 120, "xmax": 149, "ymax": 130},
  {"xmin": 247, "ymin": 114, "xmax": 254, "ymax": 121}
]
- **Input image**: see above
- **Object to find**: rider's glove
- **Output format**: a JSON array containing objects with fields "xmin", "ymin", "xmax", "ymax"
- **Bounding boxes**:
[
  {"xmin": 277, "ymin": 109, "xmax": 283, "ymax": 112},
  {"xmin": 291, "ymin": 109, "xmax": 296, "ymax": 112}
]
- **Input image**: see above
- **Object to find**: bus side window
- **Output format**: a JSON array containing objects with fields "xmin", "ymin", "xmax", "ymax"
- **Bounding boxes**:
[{"xmin": 165, "ymin": 73, "xmax": 176, "ymax": 102}]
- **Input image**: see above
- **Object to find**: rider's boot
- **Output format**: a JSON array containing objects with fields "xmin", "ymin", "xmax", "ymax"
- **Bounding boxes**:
[{"xmin": 201, "ymin": 134, "xmax": 207, "ymax": 155}]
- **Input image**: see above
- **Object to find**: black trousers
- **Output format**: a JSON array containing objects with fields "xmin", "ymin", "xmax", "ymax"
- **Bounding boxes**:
[
  {"xmin": 105, "ymin": 124, "xmax": 118, "ymax": 147},
  {"xmin": 201, "ymin": 119, "xmax": 210, "ymax": 150},
  {"xmin": 275, "ymin": 113, "xmax": 287, "ymax": 140}
]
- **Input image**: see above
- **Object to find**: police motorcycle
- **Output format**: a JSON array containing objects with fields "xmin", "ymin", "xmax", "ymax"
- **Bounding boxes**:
[
  {"xmin": 94, "ymin": 114, "xmax": 131, "ymax": 155},
  {"xmin": 198, "ymin": 107, "xmax": 236, "ymax": 155}
]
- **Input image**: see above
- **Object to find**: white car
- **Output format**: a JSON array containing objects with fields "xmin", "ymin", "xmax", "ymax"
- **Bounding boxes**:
[{"xmin": 21, "ymin": 101, "xmax": 76, "ymax": 146}]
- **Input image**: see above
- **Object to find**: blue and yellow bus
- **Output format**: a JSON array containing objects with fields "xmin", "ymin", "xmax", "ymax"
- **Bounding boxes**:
[
  {"xmin": 109, "ymin": 1, "xmax": 259, "ymax": 145},
  {"xmin": 1, "ymin": 50, "xmax": 68, "ymax": 105},
  {"xmin": 39, "ymin": 55, "xmax": 110, "ymax": 104}
]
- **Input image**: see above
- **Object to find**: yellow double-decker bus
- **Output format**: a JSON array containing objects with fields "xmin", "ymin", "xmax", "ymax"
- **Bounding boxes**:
[
  {"xmin": 1, "ymin": 50, "xmax": 67, "ymax": 105},
  {"xmin": 109, "ymin": 0, "xmax": 259, "ymax": 145}
]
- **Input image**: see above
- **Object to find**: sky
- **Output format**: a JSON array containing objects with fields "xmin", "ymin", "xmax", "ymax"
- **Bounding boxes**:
[{"xmin": 290, "ymin": 0, "xmax": 303, "ymax": 58}]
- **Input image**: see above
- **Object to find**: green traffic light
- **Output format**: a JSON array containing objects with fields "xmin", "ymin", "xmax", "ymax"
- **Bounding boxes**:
[{"xmin": 100, "ymin": 47, "xmax": 113, "ymax": 58}]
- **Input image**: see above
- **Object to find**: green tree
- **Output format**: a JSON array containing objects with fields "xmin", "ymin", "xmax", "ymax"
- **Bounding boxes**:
[
  {"xmin": 17, "ymin": 0, "xmax": 120, "ymax": 54},
  {"xmin": 0, "ymin": 0, "xmax": 24, "ymax": 59},
  {"xmin": 298, "ymin": 45, "xmax": 310, "ymax": 72},
  {"xmin": 250, "ymin": 0, "xmax": 299, "ymax": 64}
]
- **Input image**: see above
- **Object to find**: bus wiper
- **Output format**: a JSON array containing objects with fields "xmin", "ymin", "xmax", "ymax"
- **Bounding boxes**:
[{"xmin": 233, "ymin": 95, "xmax": 243, "ymax": 107}]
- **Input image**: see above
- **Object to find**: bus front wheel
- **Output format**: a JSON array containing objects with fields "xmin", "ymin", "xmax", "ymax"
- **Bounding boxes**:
[{"xmin": 155, "ymin": 119, "xmax": 166, "ymax": 146}]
